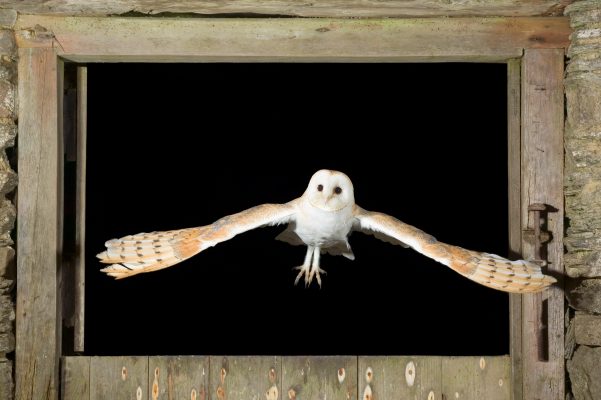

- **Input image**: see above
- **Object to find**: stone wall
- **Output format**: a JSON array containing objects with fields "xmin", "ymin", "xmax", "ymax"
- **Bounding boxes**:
[
  {"xmin": 0, "ymin": 9, "xmax": 16, "ymax": 400},
  {"xmin": 564, "ymin": 1, "xmax": 601, "ymax": 399}
]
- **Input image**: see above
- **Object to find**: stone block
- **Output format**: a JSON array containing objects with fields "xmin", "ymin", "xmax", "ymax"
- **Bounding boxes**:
[
  {"xmin": 0, "ymin": 81, "xmax": 14, "ymax": 120},
  {"xmin": 0, "ymin": 358, "xmax": 13, "ymax": 400},
  {"xmin": 0, "ymin": 332, "xmax": 13, "ymax": 353},
  {"xmin": 575, "ymin": 313, "xmax": 601, "ymax": 346},
  {"xmin": 0, "ymin": 10, "xmax": 16, "ymax": 30},
  {"xmin": 0, "ymin": 124, "xmax": 15, "ymax": 150},
  {"xmin": 0, "ymin": 247, "xmax": 14, "ymax": 279},
  {"xmin": 567, "ymin": 278, "xmax": 601, "ymax": 314},
  {"xmin": 0, "ymin": 295, "xmax": 12, "ymax": 334},
  {"xmin": 568, "ymin": 345, "xmax": 601, "ymax": 400},
  {"xmin": 0, "ymin": 31, "xmax": 14, "ymax": 57}
]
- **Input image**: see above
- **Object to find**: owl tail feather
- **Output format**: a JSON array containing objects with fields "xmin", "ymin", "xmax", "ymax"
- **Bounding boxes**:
[
  {"xmin": 97, "ymin": 227, "xmax": 205, "ymax": 279},
  {"xmin": 430, "ymin": 243, "xmax": 557, "ymax": 293}
]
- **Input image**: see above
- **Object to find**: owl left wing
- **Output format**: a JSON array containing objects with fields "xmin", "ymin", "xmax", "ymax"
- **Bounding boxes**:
[
  {"xmin": 353, "ymin": 206, "xmax": 556, "ymax": 293},
  {"xmin": 99, "ymin": 201, "xmax": 299, "ymax": 279}
]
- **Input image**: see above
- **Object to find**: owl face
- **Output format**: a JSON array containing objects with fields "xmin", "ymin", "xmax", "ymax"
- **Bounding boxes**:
[{"xmin": 306, "ymin": 169, "xmax": 355, "ymax": 212}]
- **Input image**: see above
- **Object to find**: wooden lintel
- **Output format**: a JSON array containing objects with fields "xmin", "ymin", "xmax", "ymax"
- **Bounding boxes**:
[
  {"xmin": 15, "ymin": 15, "xmax": 570, "ymax": 63},
  {"xmin": 0, "ymin": 0, "xmax": 573, "ymax": 18}
]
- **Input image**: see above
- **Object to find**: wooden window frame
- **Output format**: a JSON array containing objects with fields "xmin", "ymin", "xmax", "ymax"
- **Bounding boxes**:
[{"xmin": 14, "ymin": 15, "xmax": 568, "ymax": 400}]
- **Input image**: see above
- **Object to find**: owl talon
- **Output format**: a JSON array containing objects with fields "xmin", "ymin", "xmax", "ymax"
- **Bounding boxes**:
[
  {"xmin": 294, "ymin": 264, "xmax": 310, "ymax": 286},
  {"xmin": 309, "ymin": 265, "xmax": 327, "ymax": 288}
]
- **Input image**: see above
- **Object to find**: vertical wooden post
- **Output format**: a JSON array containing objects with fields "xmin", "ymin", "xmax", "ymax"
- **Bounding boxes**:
[
  {"xmin": 74, "ymin": 66, "xmax": 87, "ymax": 353},
  {"xmin": 507, "ymin": 59, "xmax": 523, "ymax": 400},
  {"xmin": 16, "ymin": 46, "xmax": 63, "ymax": 400},
  {"xmin": 521, "ymin": 48, "xmax": 565, "ymax": 400}
]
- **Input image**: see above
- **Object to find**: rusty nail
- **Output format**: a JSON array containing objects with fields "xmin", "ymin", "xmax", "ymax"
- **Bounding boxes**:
[{"xmin": 121, "ymin": 366, "xmax": 128, "ymax": 381}]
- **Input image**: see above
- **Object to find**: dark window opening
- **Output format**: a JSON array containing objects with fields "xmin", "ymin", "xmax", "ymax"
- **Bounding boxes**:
[{"xmin": 81, "ymin": 63, "xmax": 508, "ymax": 356}]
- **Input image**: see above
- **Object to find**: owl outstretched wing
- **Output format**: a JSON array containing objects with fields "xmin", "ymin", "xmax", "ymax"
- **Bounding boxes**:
[
  {"xmin": 98, "ymin": 201, "xmax": 298, "ymax": 279},
  {"xmin": 353, "ymin": 206, "xmax": 556, "ymax": 293}
]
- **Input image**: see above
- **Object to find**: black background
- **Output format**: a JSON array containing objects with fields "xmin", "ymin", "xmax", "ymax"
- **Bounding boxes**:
[{"xmin": 83, "ymin": 63, "xmax": 509, "ymax": 356}]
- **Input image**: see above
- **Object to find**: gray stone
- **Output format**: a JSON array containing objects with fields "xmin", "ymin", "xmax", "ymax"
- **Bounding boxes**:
[
  {"xmin": 566, "ymin": 81, "xmax": 601, "ymax": 132},
  {"xmin": 0, "ymin": 81, "xmax": 14, "ymax": 120},
  {"xmin": 567, "ymin": 279, "xmax": 601, "ymax": 314},
  {"xmin": 0, "ymin": 295, "xmax": 13, "ymax": 334},
  {"xmin": 566, "ymin": 251, "xmax": 601, "ymax": 278},
  {"xmin": 0, "ymin": 278, "xmax": 13, "ymax": 295},
  {"xmin": 0, "ymin": 10, "xmax": 16, "ymax": 30},
  {"xmin": 0, "ymin": 31, "xmax": 14, "ymax": 57},
  {"xmin": 0, "ymin": 247, "xmax": 14, "ymax": 278},
  {"xmin": 0, "ymin": 332, "xmax": 13, "ymax": 353},
  {"xmin": 0, "ymin": 201, "xmax": 15, "ymax": 246},
  {"xmin": 0, "ymin": 124, "xmax": 15, "ymax": 150},
  {"xmin": 575, "ymin": 313, "xmax": 601, "ymax": 346},
  {"xmin": 0, "ymin": 61, "xmax": 15, "ymax": 84},
  {"xmin": 0, "ymin": 358, "xmax": 13, "ymax": 400},
  {"xmin": 568, "ymin": 345, "xmax": 601, "ymax": 400}
]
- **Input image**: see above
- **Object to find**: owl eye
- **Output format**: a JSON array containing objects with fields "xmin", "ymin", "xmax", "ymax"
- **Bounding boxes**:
[
  {"xmin": 317, "ymin": 184, "xmax": 323, "ymax": 192},
  {"xmin": 334, "ymin": 187, "xmax": 342, "ymax": 195}
]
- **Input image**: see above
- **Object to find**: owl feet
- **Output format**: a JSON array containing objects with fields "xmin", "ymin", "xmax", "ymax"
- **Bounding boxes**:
[
  {"xmin": 293, "ymin": 264, "xmax": 327, "ymax": 288},
  {"xmin": 294, "ymin": 246, "xmax": 326, "ymax": 288}
]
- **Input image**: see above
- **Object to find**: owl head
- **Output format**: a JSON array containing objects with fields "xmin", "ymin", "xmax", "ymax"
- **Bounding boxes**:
[{"xmin": 305, "ymin": 169, "xmax": 355, "ymax": 212}]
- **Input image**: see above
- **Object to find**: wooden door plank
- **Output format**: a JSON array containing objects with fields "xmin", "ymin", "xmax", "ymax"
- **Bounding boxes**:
[
  {"xmin": 62, "ymin": 357, "xmax": 91, "ymax": 400},
  {"xmin": 521, "ymin": 48, "xmax": 565, "ymax": 400},
  {"xmin": 359, "ymin": 356, "xmax": 441, "ymax": 400},
  {"xmin": 90, "ymin": 356, "xmax": 149, "ymax": 400},
  {"xmin": 16, "ymin": 45, "xmax": 62, "ymax": 400},
  {"xmin": 148, "ymin": 356, "xmax": 208, "ymax": 400},
  {"xmin": 282, "ymin": 356, "xmax": 357, "ymax": 400},
  {"xmin": 15, "ymin": 16, "xmax": 570, "ymax": 63},
  {"xmin": 442, "ymin": 356, "xmax": 510, "ymax": 400},
  {"xmin": 209, "ymin": 356, "xmax": 280, "ymax": 400}
]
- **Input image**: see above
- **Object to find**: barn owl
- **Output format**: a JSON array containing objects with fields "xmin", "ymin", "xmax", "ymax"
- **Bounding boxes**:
[{"xmin": 98, "ymin": 169, "xmax": 556, "ymax": 293}]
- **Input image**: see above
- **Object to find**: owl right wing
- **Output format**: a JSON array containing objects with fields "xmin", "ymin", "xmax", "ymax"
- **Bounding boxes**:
[
  {"xmin": 353, "ymin": 206, "xmax": 556, "ymax": 293},
  {"xmin": 98, "ymin": 200, "xmax": 299, "ymax": 279}
]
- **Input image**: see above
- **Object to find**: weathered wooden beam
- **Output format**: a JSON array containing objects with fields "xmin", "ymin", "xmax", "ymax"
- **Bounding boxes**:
[
  {"xmin": 16, "ymin": 45, "xmax": 62, "ymax": 400},
  {"xmin": 520, "ymin": 48, "xmax": 565, "ymax": 400},
  {"xmin": 210, "ymin": 356, "xmax": 280, "ymax": 400},
  {"xmin": 61, "ymin": 357, "xmax": 90, "ymax": 400},
  {"xmin": 89, "ymin": 356, "xmax": 148, "ymax": 400},
  {"xmin": 441, "ymin": 356, "xmax": 511, "ymax": 399},
  {"xmin": 359, "ymin": 356, "xmax": 442, "ymax": 399},
  {"xmin": 0, "ymin": 0, "xmax": 573, "ymax": 18},
  {"xmin": 15, "ymin": 15, "xmax": 570, "ymax": 63},
  {"xmin": 282, "ymin": 356, "xmax": 357, "ymax": 400},
  {"xmin": 149, "ymin": 356, "xmax": 209, "ymax": 399}
]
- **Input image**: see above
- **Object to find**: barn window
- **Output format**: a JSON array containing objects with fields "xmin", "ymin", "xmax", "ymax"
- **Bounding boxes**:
[{"xmin": 16, "ymin": 16, "xmax": 567, "ymax": 399}]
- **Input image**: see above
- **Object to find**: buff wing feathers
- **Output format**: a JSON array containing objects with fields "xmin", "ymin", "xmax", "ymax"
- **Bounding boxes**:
[
  {"xmin": 354, "ymin": 207, "xmax": 556, "ymax": 294},
  {"xmin": 98, "ymin": 202, "xmax": 297, "ymax": 279}
]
